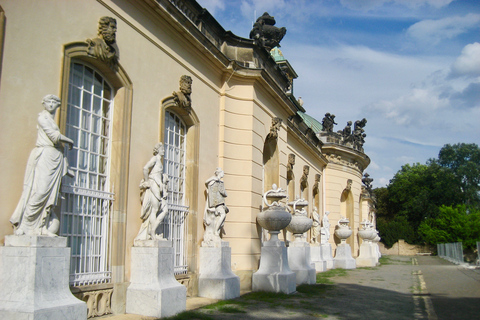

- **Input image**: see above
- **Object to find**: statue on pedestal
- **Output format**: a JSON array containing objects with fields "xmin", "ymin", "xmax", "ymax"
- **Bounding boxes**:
[
  {"xmin": 203, "ymin": 168, "xmax": 229, "ymax": 246},
  {"xmin": 321, "ymin": 211, "xmax": 331, "ymax": 243},
  {"xmin": 135, "ymin": 143, "xmax": 169, "ymax": 241},
  {"xmin": 310, "ymin": 207, "xmax": 321, "ymax": 244},
  {"xmin": 10, "ymin": 94, "xmax": 74, "ymax": 236}
]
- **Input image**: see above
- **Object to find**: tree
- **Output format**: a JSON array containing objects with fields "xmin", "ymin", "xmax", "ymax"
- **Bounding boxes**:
[
  {"xmin": 387, "ymin": 162, "xmax": 461, "ymax": 234},
  {"xmin": 436, "ymin": 143, "xmax": 480, "ymax": 208},
  {"xmin": 373, "ymin": 143, "xmax": 479, "ymax": 248},
  {"xmin": 418, "ymin": 205, "xmax": 480, "ymax": 250}
]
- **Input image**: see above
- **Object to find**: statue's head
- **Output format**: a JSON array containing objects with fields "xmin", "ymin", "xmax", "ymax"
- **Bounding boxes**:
[
  {"xmin": 153, "ymin": 142, "xmax": 164, "ymax": 156},
  {"xmin": 303, "ymin": 165, "xmax": 309, "ymax": 175},
  {"xmin": 215, "ymin": 167, "xmax": 224, "ymax": 178},
  {"xmin": 179, "ymin": 75, "xmax": 192, "ymax": 95},
  {"xmin": 288, "ymin": 154, "xmax": 295, "ymax": 165},
  {"xmin": 98, "ymin": 16, "xmax": 117, "ymax": 44},
  {"xmin": 42, "ymin": 94, "xmax": 61, "ymax": 111}
]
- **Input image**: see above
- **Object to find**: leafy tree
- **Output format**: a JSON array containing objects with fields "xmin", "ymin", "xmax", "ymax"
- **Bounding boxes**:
[
  {"xmin": 387, "ymin": 162, "xmax": 461, "ymax": 235},
  {"xmin": 435, "ymin": 143, "xmax": 480, "ymax": 208},
  {"xmin": 418, "ymin": 205, "xmax": 480, "ymax": 250},
  {"xmin": 373, "ymin": 143, "xmax": 479, "ymax": 248}
]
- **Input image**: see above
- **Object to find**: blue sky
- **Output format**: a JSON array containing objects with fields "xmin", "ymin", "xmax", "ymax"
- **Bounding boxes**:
[{"xmin": 196, "ymin": 0, "xmax": 480, "ymax": 187}]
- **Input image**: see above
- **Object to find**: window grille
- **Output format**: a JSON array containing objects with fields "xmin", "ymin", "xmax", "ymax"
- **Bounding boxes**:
[
  {"xmin": 60, "ymin": 62, "xmax": 114, "ymax": 286},
  {"xmin": 162, "ymin": 111, "xmax": 189, "ymax": 274}
]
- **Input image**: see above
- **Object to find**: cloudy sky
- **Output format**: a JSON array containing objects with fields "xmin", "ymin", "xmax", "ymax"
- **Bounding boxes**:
[{"xmin": 196, "ymin": 0, "xmax": 480, "ymax": 187}]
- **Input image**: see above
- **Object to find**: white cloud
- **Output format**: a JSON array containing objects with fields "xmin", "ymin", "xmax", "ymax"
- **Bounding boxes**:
[
  {"xmin": 450, "ymin": 42, "xmax": 480, "ymax": 78},
  {"xmin": 407, "ymin": 14, "xmax": 480, "ymax": 45},
  {"xmin": 340, "ymin": 0, "xmax": 454, "ymax": 11}
]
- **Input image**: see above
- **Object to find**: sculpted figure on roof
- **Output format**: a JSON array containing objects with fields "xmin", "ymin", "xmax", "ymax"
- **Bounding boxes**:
[{"xmin": 249, "ymin": 12, "xmax": 287, "ymax": 51}]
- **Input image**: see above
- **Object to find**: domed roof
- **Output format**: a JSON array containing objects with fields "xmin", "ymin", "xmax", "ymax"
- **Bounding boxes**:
[{"xmin": 297, "ymin": 111, "xmax": 323, "ymax": 133}]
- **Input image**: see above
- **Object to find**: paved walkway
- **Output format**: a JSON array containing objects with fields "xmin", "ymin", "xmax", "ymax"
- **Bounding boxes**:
[{"xmin": 101, "ymin": 255, "xmax": 480, "ymax": 319}]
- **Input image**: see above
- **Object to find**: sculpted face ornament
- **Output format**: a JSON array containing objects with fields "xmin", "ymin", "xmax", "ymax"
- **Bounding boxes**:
[
  {"xmin": 173, "ymin": 75, "xmax": 193, "ymax": 113},
  {"xmin": 87, "ymin": 16, "xmax": 118, "ymax": 68}
]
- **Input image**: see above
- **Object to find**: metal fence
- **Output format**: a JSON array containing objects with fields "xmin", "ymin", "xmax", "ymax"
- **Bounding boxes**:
[
  {"xmin": 477, "ymin": 242, "xmax": 480, "ymax": 266},
  {"xmin": 437, "ymin": 242, "xmax": 465, "ymax": 265}
]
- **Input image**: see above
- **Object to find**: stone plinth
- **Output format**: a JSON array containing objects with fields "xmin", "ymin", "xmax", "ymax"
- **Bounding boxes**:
[
  {"xmin": 252, "ymin": 239, "xmax": 296, "ymax": 294},
  {"xmin": 198, "ymin": 241, "xmax": 240, "ymax": 300},
  {"xmin": 356, "ymin": 242, "xmax": 377, "ymax": 267},
  {"xmin": 0, "ymin": 235, "xmax": 87, "ymax": 320},
  {"xmin": 334, "ymin": 244, "xmax": 356, "ymax": 269},
  {"xmin": 126, "ymin": 240, "xmax": 186, "ymax": 318},
  {"xmin": 321, "ymin": 243, "xmax": 335, "ymax": 269},
  {"xmin": 310, "ymin": 244, "xmax": 327, "ymax": 272},
  {"xmin": 288, "ymin": 241, "xmax": 316, "ymax": 285}
]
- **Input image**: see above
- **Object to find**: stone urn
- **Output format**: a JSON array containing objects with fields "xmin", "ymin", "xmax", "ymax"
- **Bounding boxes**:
[
  {"xmin": 286, "ymin": 198, "xmax": 313, "ymax": 242},
  {"xmin": 358, "ymin": 220, "xmax": 375, "ymax": 242},
  {"xmin": 257, "ymin": 184, "xmax": 292, "ymax": 241},
  {"xmin": 334, "ymin": 217, "xmax": 352, "ymax": 244}
]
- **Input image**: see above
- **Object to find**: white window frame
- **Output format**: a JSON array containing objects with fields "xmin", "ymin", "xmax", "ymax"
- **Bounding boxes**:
[
  {"xmin": 60, "ymin": 62, "xmax": 114, "ymax": 286},
  {"xmin": 163, "ymin": 110, "xmax": 189, "ymax": 275}
]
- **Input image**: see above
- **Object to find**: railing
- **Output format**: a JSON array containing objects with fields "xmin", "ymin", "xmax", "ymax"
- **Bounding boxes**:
[
  {"xmin": 159, "ymin": 203, "xmax": 189, "ymax": 275},
  {"xmin": 60, "ymin": 185, "xmax": 114, "ymax": 286},
  {"xmin": 477, "ymin": 242, "xmax": 480, "ymax": 266},
  {"xmin": 437, "ymin": 242, "xmax": 465, "ymax": 265}
]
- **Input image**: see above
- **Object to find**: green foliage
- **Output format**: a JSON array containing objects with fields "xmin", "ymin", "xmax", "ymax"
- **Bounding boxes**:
[
  {"xmin": 374, "ymin": 143, "xmax": 480, "ymax": 247},
  {"xmin": 418, "ymin": 205, "xmax": 480, "ymax": 250},
  {"xmin": 377, "ymin": 215, "xmax": 414, "ymax": 248},
  {"xmin": 436, "ymin": 143, "xmax": 480, "ymax": 208}
]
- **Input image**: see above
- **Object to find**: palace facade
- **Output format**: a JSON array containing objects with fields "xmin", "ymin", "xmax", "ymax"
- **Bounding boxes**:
[{"xmin": 0, "ymin": 0, "xmax": 373, "ymax": 317}]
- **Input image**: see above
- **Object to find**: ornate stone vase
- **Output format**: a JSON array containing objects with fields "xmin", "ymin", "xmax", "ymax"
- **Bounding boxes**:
[
  {"xmin": 358, "ymin": 228, "xmax": 375, "ymax": 242},
  {"xmin": 358, "ymin": 220, "xmax": 376, "ymax": 242},
  {"xmin": 286, "ymin": 199, "xmax": 312, "ymax": 241},
  {"xmin": 257, "ymin": 206, "xmax": 292, "ymax": 232},
  {"xmin": 334, "ymin": 217, "xmax": 352, "ymax": 244},
  {"xmin": 257, "ymin": 185, "xmax": 291, "ymax": 241}
]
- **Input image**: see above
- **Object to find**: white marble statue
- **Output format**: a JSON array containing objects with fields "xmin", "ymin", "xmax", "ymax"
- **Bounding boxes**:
[
  {"xmin": 203, "ymin": 168, "xmax": 229, "ymax": 245},
  {"xmin": 310, "ymin": 206, "xmax": 320, "ymax": 244},
  {"xmin": 321, "ymin": 211, "xmax": 331, "ymax": 243},
  {"xmin": 135, "ymin": 143, "xmax": 169, "ymax": 240},
  {"xmin": 10, "ymin": 94, "xmax": 74, "ymax": 237}
]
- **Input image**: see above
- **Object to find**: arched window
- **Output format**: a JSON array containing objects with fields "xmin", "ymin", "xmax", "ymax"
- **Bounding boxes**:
[
  {"xmin": 60, "ymin": 61, "xmax": 114, "ymax": 286},
  {"xmin": 163, "ymin": 110, "xmax": 188, "ymax": 274}
]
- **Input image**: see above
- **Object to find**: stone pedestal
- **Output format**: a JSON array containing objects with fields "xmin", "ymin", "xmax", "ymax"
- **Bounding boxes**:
[
  {"xmin": 252, "ymin": 239, "xmax": 296, "ymax": 294},
  {"xmin": 198, "ymin": 241, "xmax": 240, "ymax": 300},
  {"xmin": 126, "ymin": 240, "xmax": 186, "ymax": 318},
  {"xmin": 334, "ymin": 243, "xmax": 356, "ymax": 269},
  {"xmin": 288, "ymin": 241, "xmax": 316, "ymax": 285},
  {"xmin": 310, "ymin": 244, "xmax": 327, "ymax": 272},
  {"xmin": 0, "ymin": 235, "xmax": 87, "ymax": 320},
  {"xmin": 321, "ymin": 243, "xmax": 335, "ymax": 269},
  {"xmin": 356, "ymin": 242, "xmax": 377, "ymax": 267}
]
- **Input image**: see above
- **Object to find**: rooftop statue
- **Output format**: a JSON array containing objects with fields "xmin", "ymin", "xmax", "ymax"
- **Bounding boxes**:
[
  {"xmin": 249, "ymin": 12, "xmax": 287, "ymax": 51},
  {"xmin": 203, "ymin": 168, "xmax": 229, "ymax": 246},
  {"xmin": 353, "ymin": 118, "xmax": 367, "ymax": 150},
  {"xmin": 321, "ymin": 113, "xmax": 337, "ymax": 132},
  {"xmin": 135, "ymin": 143, "xmax": 169, "ymax": 241},
  {"xmin": 362, "ymin": 173, "xmax": 373, "ymax": 194},
  {"xmin": 10, "ymin": 94, "xmax": 74, "ymax": 236},
  {"xmin": 87, "ymin": 16, "xmax": 118, "ymax": 68}
]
